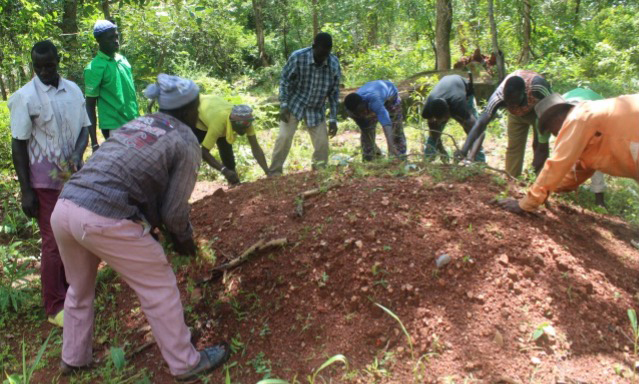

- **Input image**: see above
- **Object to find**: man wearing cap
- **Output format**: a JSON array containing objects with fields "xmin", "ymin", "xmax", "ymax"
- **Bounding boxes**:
[
  {"xmin": 458, "ymin": 70, "xmax": 552, "ymax": 177},
  {"xmin": 51, "ymin": 74, "xmax": 230, "ymax": 381},
  {"xmin": 497, "ymin": 93, "xmax": 639, "ymax": 214},
  {"xmin": 343, "ymin": 80, "xmax": 406, "ymax": 161},
  {"xmin": 8, "ymin": 40, "xmax": 90, "ymax": 327},
  {"xmin": 421, "ymin": 74, "xmax": 485, "ymax": 162},
  {"xmin": 195, "ymin": 95, "xmax": 269, "ymax": 184},
  {"xmin": 85, "ymin": 20, "xmax": 139, "ymax": 151},
  {"xmin": 269, "ymin": 32, "xmax": 341, "ymax": 174}
]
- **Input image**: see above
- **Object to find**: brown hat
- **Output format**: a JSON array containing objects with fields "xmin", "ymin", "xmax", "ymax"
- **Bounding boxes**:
[{"xmin": 535, "ymin": 93, "xmax": 577, "ymax": 133}]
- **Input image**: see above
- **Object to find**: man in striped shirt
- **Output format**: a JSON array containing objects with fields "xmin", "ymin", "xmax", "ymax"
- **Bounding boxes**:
[
  {"xmin": 458, "ymin": 70, "xmax": 552, "ymax": 177},
  {"xmin": 269, "ymin": 32, "xmax": 341, "ymax": 175}
]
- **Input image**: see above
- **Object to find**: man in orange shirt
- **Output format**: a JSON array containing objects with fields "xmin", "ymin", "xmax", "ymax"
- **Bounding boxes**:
[{"xmin": 498, "ymin": 93, "xmax": 639, "ymax": 213}]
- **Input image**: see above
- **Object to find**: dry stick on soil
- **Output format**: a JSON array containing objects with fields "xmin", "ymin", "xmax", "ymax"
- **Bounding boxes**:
[
  {"xmin": 295, "ymin": 183, "xmax": 341, "ymax": 217},
  {"xmin": 199, "ymin": 238, "xmax": 288, "ymax": 284}
]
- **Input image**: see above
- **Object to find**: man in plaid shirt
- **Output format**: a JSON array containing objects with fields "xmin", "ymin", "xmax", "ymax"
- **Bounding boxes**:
[{"xmin": 269, "ymin": 32, "xmax": 341, "ymax": 175}]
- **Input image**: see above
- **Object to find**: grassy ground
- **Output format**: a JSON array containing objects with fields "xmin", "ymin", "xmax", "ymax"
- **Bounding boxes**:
[{"xmin": 1, "ymin": 95, "xmax": 639, "ymax": 382}]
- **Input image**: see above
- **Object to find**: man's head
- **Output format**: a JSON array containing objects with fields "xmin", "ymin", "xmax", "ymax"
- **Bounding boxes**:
[
  {"xmin": 144, "ymin": 74, "xmax": 201, "ymax": 138},
  {"xmin": 31, "ymin": 40, "xmax": 60, "ymax": 86},
  {"xmin": 229, "ymin": 105, "xmax": 254, "ymax": 135},
  {"xmin": 535, "ymin": 93, "xmax": 576, "ymax": 136},
  {"xmin": 312, "ymin": 32, "xmax": 333, "ymax": 65},
  {"xmin": 344, "ymin": 93, "xmax": 367, "ymax": 117},
  {"xmin": 422, "ymin": 98, "xmax": 450, "ymax": 125},
  {"xmin": 503, "ymin": 75, "xmax": 526, "ymax": 109},
  {"xmin": 93, "ymin": 20, "xmax": 119, "ymax": 56}
]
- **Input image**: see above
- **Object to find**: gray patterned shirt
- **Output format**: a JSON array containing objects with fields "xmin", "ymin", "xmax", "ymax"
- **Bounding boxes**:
[{"xmin": 60, "ymin": 113, "xmax": 201, "ymax": 242}]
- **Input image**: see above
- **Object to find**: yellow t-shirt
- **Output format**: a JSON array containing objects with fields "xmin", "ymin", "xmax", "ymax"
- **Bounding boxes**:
[{"xmin": 196, "ymin": 95, "xmax": 255, "ymax": 150}]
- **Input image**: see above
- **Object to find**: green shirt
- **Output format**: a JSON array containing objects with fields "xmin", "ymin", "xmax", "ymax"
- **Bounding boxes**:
[{"xmin": 84, "ymin": 51, "xmax": 139, "ymax": 130}]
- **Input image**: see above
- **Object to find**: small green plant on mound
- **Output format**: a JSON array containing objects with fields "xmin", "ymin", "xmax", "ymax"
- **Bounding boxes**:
[
  {"xmin": 255, "ymin": 354, "xmax": 348, "ymax": 384},
  {"xmin": 628, "ymin": 309, "xmax": 639, "ymax": 382},
  {"xmin": 3, "ymin": 329, "xmax": 54, "ymax": 384}
]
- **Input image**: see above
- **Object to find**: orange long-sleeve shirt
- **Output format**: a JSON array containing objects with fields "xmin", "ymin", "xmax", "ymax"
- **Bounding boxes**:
[{"xmin": 519, "ymin": 95, "xmax": 639, "ymax": 211}]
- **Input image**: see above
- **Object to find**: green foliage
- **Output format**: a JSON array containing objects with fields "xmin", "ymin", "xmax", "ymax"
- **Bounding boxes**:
[
  {"xmin": 374, "ymin": 302, "xmax": 414, "ymax": 359},
  {"xmin": 3, "ymin": 330, "xmax": 54, "ymax": 384},
  {"xmin": 0, "ymin": 242, "xmax": 36, "ymax": 313}
]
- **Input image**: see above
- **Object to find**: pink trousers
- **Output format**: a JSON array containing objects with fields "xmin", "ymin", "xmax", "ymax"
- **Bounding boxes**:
[{"xmin": 50, "ymin": 199, "xmax": 200, "ymax": 375}]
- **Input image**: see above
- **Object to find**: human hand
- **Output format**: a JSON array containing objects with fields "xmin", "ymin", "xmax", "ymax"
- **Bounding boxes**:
[
  {"xmin": 91, "ymin": 144, "xmax": 99, "ymax": 153},
  {"xmin": 496, "ymin": 198, "xmax": 526, "ymax": 215},
  {"xmin": 70, "ymin": 153, "xmax": 83, "ymax": 173},
  {"xmin": 173, "ymin": 236, "xmax": 197, "ymax": 256},
  {"xmin": 222, "ymin": 168, "xmax": 240, "ymax": 185},
  {"xmin": 279, "ymin": 108, "xmax": 290, "ymax": 123},
  {"xmin": 21, "ymin": 188, "xmax": 39, "ymax": 219},
  {"xmin": 328, "ymin": 122, "xmax": 338, "ymax": 138}
]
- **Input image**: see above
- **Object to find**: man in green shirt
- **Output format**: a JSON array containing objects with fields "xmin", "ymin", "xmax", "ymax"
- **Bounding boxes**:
[{"xmin": 85, "ymin": 20, "xmax": 139, "ymax": 151}]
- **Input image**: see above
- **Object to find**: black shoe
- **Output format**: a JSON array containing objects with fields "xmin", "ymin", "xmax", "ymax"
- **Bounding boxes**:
[
  {"xmin": 174, "ymin": 342, "xmax": 230, "ymax": 382},
  {"xmin": 60, "ymin": 360, "xmax": 91, "ymax": 376}
]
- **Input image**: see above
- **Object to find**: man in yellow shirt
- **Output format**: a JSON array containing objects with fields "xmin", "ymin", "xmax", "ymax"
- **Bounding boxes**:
[
  {"xmin": 195, "ymin": 96, "xmax": 269, "ymax": 184},
  {"xmin": 497, "ymin": 93, "xmax": 639, "ymax": 213}
]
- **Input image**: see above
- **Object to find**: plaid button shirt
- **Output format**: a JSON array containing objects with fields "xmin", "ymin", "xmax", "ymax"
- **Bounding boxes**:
[{"xmin": 279, "ymin": 47, "xmax": 341, "ymax": 127}]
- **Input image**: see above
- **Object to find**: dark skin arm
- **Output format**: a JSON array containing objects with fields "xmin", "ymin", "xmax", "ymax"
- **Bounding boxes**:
[
  {"xmin": 458, "ymin": 112, "xmax": 491, "ymax": 158},
  {"xmin": 70, "ymin": 127, "xmax": 89, "ymax": 171},
  {"xmin": 532, "ymin": 142, "xmax": 550, "ymax": 174},
  {"xmin": 86, "ymin": 97, "xmax": 99, "ymax": 151},
  {"xmin": 11, "ymin": 139, "xmax": 38, "ymax": 219},
  {"xmin": 168, "ymin": 232, "xmax": 197, "ymax": 256},
  {"xmin": 247, "ymin": 135, "xmax": 269, "ymax": 175},
  {"xmin": 201, "ymin": 147, "xmax": 240, "ymax": 184}
]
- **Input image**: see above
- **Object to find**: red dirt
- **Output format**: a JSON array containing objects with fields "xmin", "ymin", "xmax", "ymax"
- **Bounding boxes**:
[{"xmin": 15, "ymin": 165, "xmax": 639, "ymax": 383}]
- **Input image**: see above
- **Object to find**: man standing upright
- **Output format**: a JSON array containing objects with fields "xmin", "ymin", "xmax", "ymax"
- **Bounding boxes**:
[
  {"xmin": 269, "ymin": 32, "xmax": 341, "ymax": 175},
  {"xmin": 85, "ymin": 20, "xmax": 139, "ymax": 151},
  {"xmin": 8, "ymin": 40, "xmax": 90, "ymax": 327}
]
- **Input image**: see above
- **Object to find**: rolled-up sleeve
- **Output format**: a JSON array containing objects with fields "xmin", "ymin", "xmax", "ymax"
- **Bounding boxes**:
[
  {"xmin": 8, "ymin": 92, "xmax": 33, "ymax": 140},
  {"xmin": 519, "ymin": 108, "xmax": 596, "ymax": 211},
  {"xmin": 161, "ymin": 141, "xmax": 201, "ymax": 242}
]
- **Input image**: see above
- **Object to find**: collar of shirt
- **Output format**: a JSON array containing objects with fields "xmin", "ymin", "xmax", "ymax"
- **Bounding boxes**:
[
  {"xmin": 305, "ymin": 48, "xmax": 329, "ymax": 68},
  {"xmin": 96, "ymin": 50, "xmax": 122, "ymax": 62},
  {"xmin": 34, "ymin": 75, "xmax": 67, "ymax": 94}
]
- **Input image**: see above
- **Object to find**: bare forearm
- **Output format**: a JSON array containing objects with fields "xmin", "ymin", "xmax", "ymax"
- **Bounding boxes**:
[
  {"xmin": 11, "ymin": 139, "xmax": 32, "ymax": 193},
  {"xmin": 201, "ymin": 147, "xmax": 224, "ymax": 171},
  {"xmin": 73, "ymin": 127, "xmax": 89, "ymax": 158},
  {"xmin": 86, "ymin": 97, "xmax": 98, "ymax": 147}
]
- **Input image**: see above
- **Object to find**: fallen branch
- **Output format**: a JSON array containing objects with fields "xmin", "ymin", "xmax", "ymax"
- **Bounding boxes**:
[
  {"xmin": 295, "ymin": 183, "xmax": 341, "ymax": 217},
  {"xmin": 199, "ymin": 238, "xmax": 288, "ymax": 284}
]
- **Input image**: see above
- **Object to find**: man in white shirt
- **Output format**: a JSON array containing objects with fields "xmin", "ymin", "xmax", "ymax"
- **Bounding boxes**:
[{"xmin": 8, "ymin": 40, "xmax": 90, "ymax": 327}]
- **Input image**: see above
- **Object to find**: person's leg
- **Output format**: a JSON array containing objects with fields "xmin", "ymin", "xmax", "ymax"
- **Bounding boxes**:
[
  {"xmin": 65, "ymin": 202, "xmax": 200, "ymax": 375},
  {"xmin": 216, "ymin": 137, "xmax": 236, "ymax": 171},
  {"xmin": 358, "ymin": 119, "xmax": 378, "ymax": 162},
  {"xmin": 425, "ymin": 121, "xmax": 447, "ymax": 160},
  {"xmin": 307, "ymin": 120, "xmax": 329, "ymax": 169},
  {"xmin": 269, "ymin": 116, "xmax": 299, "ymax": 175},
  {"xmin": 590, "ymin": 171, "xmax": 607, "ymax": 206},
  {"xmin": 35, "ymin": 188, "xmax": 67, "ymax": 317},
  {"xmin": 389, "ymin": 102, "xmax": 407, "ymax": 158},
  {"xmin": 505, "ymin": 113, "xmax": 530, "ymax": 177},
  {"xmin": 51, "ymin": 199, "xmax": 100, "ymax": 367},
  {"xmin": 101, "ymin": 129, "xmax": 110, "ymax": 140}
]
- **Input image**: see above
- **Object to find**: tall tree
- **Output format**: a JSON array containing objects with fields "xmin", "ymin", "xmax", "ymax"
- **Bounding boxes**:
[
  {"xmin": 435, "ymin": 0, "xmax": 452, "ymax": 70},
  {"xmin": 252, "ymin": 0, "xmax": 269, "ymax": 66},
  {"xmin": 312, "ymin": 0, "xmax": 319, "ymax": 36},
  {"xmin": 519, "ymin": 0, "xmax": 532, "ymax": 64},
  {"xmin": 102, "ymin": 0, "xmax": 111, "ymax": 20},
  {"xmin": 487, "ymin": 0, "xmax": 505, "ymax": 80}
]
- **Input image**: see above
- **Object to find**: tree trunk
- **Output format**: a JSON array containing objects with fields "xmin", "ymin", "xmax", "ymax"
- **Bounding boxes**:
[
  {"xmin": 487, "ymin": 0, "xmax": 506, "ymax": 81},
  {"xmin": 312, "ymin": 0, "xmax": 319, "ymax": 36},
  {"xmin": 519, "ymin": 0, "xmax": 532, "ymax": 64},
  {"xmin": 102, "ymin": 0, "xmax": 111, "ymax": 20},
  {"xmin": 435, "ymin": 0, "xmax": 452, "ymax": 70},
  {"xmin": 368, "ymin": 12, "xmax": 378, "ymax": 46},
  {"xmin": 0, "ymin": 75, "xmax": 7, "ymax": 101},
  {"xmin": 252, "ymin": 0, "xmax": 269, "ymax": 66},
  {"xmin": 60, "ymin": 0, "xmax": 79, "ymax": 55}
]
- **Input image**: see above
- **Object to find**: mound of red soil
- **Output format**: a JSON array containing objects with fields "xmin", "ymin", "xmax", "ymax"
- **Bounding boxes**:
[{"xmin": 25, "ymin": 165, "xmax": 639, "ymax": 383}]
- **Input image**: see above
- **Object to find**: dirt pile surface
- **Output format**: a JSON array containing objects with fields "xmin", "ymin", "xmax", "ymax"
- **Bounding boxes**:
[{"xmin": 29, "ymin": 165, "xmax": 639, "ymax": 383}]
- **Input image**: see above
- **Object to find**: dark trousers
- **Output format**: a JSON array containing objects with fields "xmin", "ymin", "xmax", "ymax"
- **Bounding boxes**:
[
  {"xmin": 216, "ymin": 137, "xmax": 236, "ymax": 171},
  {"xmin": 35, "ymin": 188, "xmax": 67, "ymax": 316}
]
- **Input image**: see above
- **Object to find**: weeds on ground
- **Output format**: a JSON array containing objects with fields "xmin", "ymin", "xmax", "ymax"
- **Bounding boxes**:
[
  {"xmin": 3, "ymin": 329, "xmax": 54, "ymax": 384},
  {"xmin": 255, "ymin": 354, "xmax": 348, "ymax": 384}
]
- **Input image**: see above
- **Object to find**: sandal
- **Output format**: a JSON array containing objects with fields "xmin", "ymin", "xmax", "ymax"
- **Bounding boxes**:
[{"xmin": 175, "ymin": 342, "xmax": 230, "ymax": 382}]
